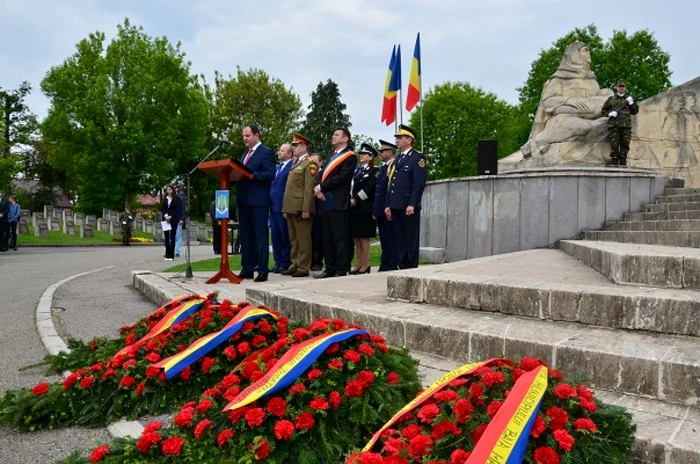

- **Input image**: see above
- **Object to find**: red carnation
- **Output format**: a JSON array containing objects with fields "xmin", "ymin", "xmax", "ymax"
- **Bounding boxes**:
[
  {"xmin": 101, "ymin": 369, "xmax": 117, "ymax": 381},
  {"xmin": 546, "ymin": 406, "xmax": 568, "ymax": 430},
  {"xmin": 469, "ymin": 382, "xmax": 485, "ymax": 404},
  {"xmin": 434, "ymin": 389, "xmax": 457, "ymax": 402},
  {"xmin": 579, "ymin": 399, "xmax": 598, "ymax": 414},
  {"xmin": 196, "ymin": 399, "xmax": 213, "ymax": 414},
  {"xmin": 345, "ymin": 380, "xmax": 364, "ymax": 397},
  {"xmin": 310, "ymin": 397, "xmax": 330, "ymax": 411},
  {"xmin": 224, "ymin": 386, "xmax": 241, "ymax": 401},
  {"xmin": 358, "ymin": 343, "xmax": 375, "ymax": 356},
  {"xmin": 512, "ymin": 367, "xmax": 525, "ymax": 381},
  {"xmin": 119, "ymin": 375, "xmax": 136, "ymax": 388},
  {"xmin": 145, "ymin": 366, "xmax": 160, "ymax": 378},
  {"xmin": 274, "ymin": 419, "xmax": 295, "ymax": 441},
  {"xmin": 533, "ymin": 446, "xmax": 560, "ymax": 464},
  {"xmin": 450, "ymin": 449, "xmax": 471, "ymax": 464},
  {"xmin": 325, "ymin": 342, "xmax": 340, "ymax": 354},
  {"xmin": 80, "ymin": 377, "xmax": 96, "ymax": 390},
  {"xmin": 88, "ymin": 444, "xmax": 109, "ymax": 462},
  {"xmin": 202, "ymin": 387, "xmax": 220, "ymax": 399},
  {"xmin": 237, "ymin": 342, "xmax": 251, "ymax": 356},
  {"xmin": 289, "ymin": 383, "xmax": 306, "ymax": 395},
  {"xmin": 224, "ymin": 346, "xmax": 237, "ymax": 360},
  {"xmin": 531, "ymin": 415, "xmax": 547, "ymax": 438},
  {"xmin": 31, "ymin": 382, "xmax": 50, "ymax": 396},
  {"xmin": 257, "ymin": 319, "xmax": 272, "ymax": 334},
  {"xmin": 328, "ymin": 359, "xmax": 344, "ymax": 370},
  {"xmin": 329, "ymin": 390, "xmax": 342, "ymax": 408},
  {"xmin": 174, "ymin": 408, "xmax": 194, "ymax": 427},
  {"xmin": 432, "ymin": 420, "xmax": 462, "ymax": 440},
  {"xmin": 471, "ymin": 423, "xmax": 488, "ymax": 445},
  {"xmin": 194, "ymin": 418, "xmax": 213, "ymax": 439},
  {"xmin": 124, "ymin": 333, "xmax": 136, "ymax": 345},
  {"xmin": 344, "ymin": 350, "xmax": 362, "ymax": 363},
  {"xmin": 201, "ymin": 357, "xmax": 216, "ymax": 373},
  {"xmin": 307, "ymin": 368, "xmax": 323, "ymax": 381},
  {"xmin": 242, "ymin": 321, "xmax": 255, "ymax": 331},
  {"xmin": 295, "ymin": 411, "xmax": 315, "ymax": 430},
  {"xmin": 136, "ymin": 435, "xmax": 154, "ymax": 453},
  {"xmin": 417, "ymin": 403, "xmax": 440, "ymax": 424},
  {"xmin": 480, "ymin": 369, "xmax": 505, "ymax": 387},
  {"xmin": 217, "ymin": 429, "xmax": 235, "ymax": 447},
  {"xmin": 135, "ymin": 382, "xmax": 146, "ymax": 396},
  {"xmin": 144, "ymin": 421, "xmax": 162, "ymax": 433},
  {"xmin": 387, "ymin": 372, "xmax": 400, "ymax": 384},
  {"xmin": 244, "ymin": 407, "xmax": 266, "ymax": 427},
  {"xmin": 407, "ymin": 434, "xmax": 433, "ymax": 458},
  {"xmin": 357, "ymin": 452, "xmax": 384, "ymax": 464},
  {"xmin": 553, "ymin": 428, "xmax": 575, "ymax": 452},
  {"xmin": 553, "ymin": 383, "xmax": 577, "ymax": 399},
  {"xmin": 520, "ymin": 357, "xmax": 543, "ymax": 371},
  {"xmin": 265, "ymin": 397, "xmax": 287, "ymax": 417},
  {"xmin": 178, "ymin": 366, "xmax": 191, "ymax": 381},
  {"xmin": 486, "ymin": 400, "xmax": 503, "ymax": 418},
  {"xmin": 453, "ymin": 398, "xmax": 474, "ymax": 423},
  {"xmin": 401, "ymin": 424, "xmax": 423, "ymax": 440},
  {"xmin": 220, "ymin": 373, "xmax": 241, "ymax": 388},
  {"xmin": 293, "ymin": 328, "xmax": 311, "ymax": 341},
  {"xmin": 376, "ymin": 342, "xmax": 389, "ymax": 353},
  {"xmin": 252, "ymin": 334, "xmax": 266, "ymax": 347},
  {"xmin": 63, "ymin": 372, "xmax": 80, "ymax": 390},
  {"xmin": 357, "ymin": 370, "xmax": 375, "ymax": 388},
  {"xmin": 161, "ymin": 436, "xmax": 185, "ymax": 456},
  {"xmin": 252, "ymin": 438, "xmax": 270, "ymax": 459},
  {"xmin": 573, "ymin": 418, "xmax": 597, "ymax": 432},
  {"xmin": 448, "ymin": 377, "xmax": 468, "ymax": 388},
  {"xmin": 88, "ymin": 362, "xmax": 104, "ymax": 372},
  {"xmin": 251, "ymin": 370, "xmax": 265, "ymax": 381},
  {"xmin": 548, "ymin": 369, "xmax": 563, "ymax": 380},
  {"xmin": 383, "ymin": 436, "xmax": 404, "ymax": 455},
  {"xmin": 577, "ymin": 385, "xmax": 594, "ymax": 401}
]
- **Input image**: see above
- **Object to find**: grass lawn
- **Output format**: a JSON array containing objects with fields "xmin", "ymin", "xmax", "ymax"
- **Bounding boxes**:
[
  {"xmin": 18, "ymin": 224, "xmax": 157, "ymax": 245},
  {"xmin": 167, "ymin": 243, "xmax": 385, "ymax": 272}
]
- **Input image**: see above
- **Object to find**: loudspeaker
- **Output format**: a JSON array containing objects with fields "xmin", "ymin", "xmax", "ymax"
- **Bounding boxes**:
[{"xmin": 477, "ymin": 139, "xmax": 498, "ymax": 176}]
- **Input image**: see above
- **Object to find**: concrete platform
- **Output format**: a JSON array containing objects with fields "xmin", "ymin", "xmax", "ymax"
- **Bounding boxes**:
[
  {"xmin": 625, "ymin": 210, "xmax": 700, "ymax": 221},
  {"xmin": 584, "ymin": 230, "xmax": 700, "ymax": 247},
  {"xmin": 560, "ymin": 240, "xmax": 700, "ymax": 289},
  {"xmin": 606, "ymin": 219, "xmax": 700, "ymax": 232}
]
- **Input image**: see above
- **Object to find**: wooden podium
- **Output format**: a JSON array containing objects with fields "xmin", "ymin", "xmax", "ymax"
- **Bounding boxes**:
[{"xmin": 199, "ymin": 159, "xmax": 253, "ymax": 284}]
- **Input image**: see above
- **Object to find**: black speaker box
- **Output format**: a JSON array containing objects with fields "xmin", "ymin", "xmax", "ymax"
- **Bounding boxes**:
[{"xmin": 477, "ymin": 139, "xmax": 498, "ymax": 176}]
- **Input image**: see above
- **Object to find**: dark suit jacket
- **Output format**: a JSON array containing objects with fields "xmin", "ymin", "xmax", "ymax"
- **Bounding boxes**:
[
  {"xmin": 236, "ymin": 144, "xmax": 276, "ymax": 208},
  {"xmin": 351, "ymin": 165, "xmax": 377, "ymax": 215},
  {"xmin": 270, "ymin": 160, "xmax": 293, "ymax": 213},
  {"xmin": 318, "ymin": 147, "xmax": 357, "ymax": 211},
  {"xmin": 162, "ymin": 195, "xmax": 181, "ymax": 224},
  {"xmin": 373, "ymin": 161, "xmax": 391, "ymax": 217},
  {"xmin": 386, "ymin": 148, "xmax": 427, "ymax": 210},
  {"xmin": 0, "ymin": 198, "xmax": 11, "ymax": 223}
]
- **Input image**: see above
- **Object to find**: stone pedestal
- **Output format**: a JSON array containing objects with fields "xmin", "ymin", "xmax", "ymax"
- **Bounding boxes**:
[
  {"xmin": 135, "ymin": 218, "xmax": 143, "ymax": 231},
  {"xmin": 86, "ymin": 215, "xmax": 97, "ymax": 227},
  {"xmin": 97, "ymin": 218, "xmax": 109, "ymax": 232},
  {"xmin": 32, "ymin": 212, "xmax": 45, "ymax": 230},
  {"xmin": 102, "ymin": 208, "xmax": 111, "ymax": 219},
  {"xmin": 43, "ymin": 205, "xmax": 54, "ymax": 218},
  {"xmin": 145, "ymin": 220, "xmax": 153, "ymax": 234},
  {"xmin": 20, "ymin": 210, "xmax": 29, "ymax": 219},
  {"xmin": 18, "ymin": 218, "xmax": 29, "ymax": 234},
  {"xmin": 35, "ymin": 222, "xmax": 49, "ymax": 237},
  {"xmin": 63, "ymin": 219, "xmax": 75, "ymax": 235},
  {"xmin": 50, "ymin": 216, "xmax": 60, "ymax": 232},
  {"xmin": 74, "ymin": 213, "xmax": 85, "ymax": 226},
  {"xmin": 62, "ymin": 210, "xmax": 73, "ymax": 223},
  {"xmin": 80, "ymin": 224, "xmax": 94, "ymax": 238}
]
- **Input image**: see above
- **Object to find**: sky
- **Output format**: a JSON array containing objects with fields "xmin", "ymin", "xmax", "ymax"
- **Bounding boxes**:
[{"xmin": 1, "ymin": 0, "xmax": 698, "ymax": 145}]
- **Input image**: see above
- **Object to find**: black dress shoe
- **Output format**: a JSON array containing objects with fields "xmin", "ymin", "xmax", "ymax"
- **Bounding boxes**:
[
  {"xmin": 349, "ymin": 268, "xmax": 361, "ymax": 275},
  {"xmin": 335, "ymin": 271, "xmax": 347, "ymax": 277},
  {"xmin": 271, "ymin": 267, "xmax": 281, "ymax": 274},
  {"xmin": 313, "ymin": 271, "xmax": 335, "ymax": 279},
  {"xmin": 237, "ymin": 272, "xmax": 254, "ymax": 279},
  {"xmin": 254, "ymin": 274, "xmax": 268, "ymax": 282},
  {"xmin": 280, "ymin": 267, "xmax": 297, "ymax": 276}
]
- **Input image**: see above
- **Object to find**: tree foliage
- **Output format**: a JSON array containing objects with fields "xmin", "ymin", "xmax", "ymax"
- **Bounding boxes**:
[
  {"xmin": 410, "ymin": 82, "xmax": 523, "ymax": 179},
  {"xmin": 301, "ymin": 79, "xmax": 352, "ymax": 156},
  {"xmin": 0, "ymin": 81, "xmax": 39, "ymax": 190},
  {"xmin": 518, "ymin": 25, "xmax": 672, "ymax": 120},
  {"xmin": 40, "ymin": 19, "xmax": 208, "ymax": 214}
]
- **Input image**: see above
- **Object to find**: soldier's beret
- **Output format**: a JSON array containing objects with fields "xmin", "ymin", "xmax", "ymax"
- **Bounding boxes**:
[
  {"xmin": 394, "ymin": 124, "xmax": 417, "ymax": 139},
  {"xmin": 378, "ymin": 139, "xmax": 398, "ymax": 152}
]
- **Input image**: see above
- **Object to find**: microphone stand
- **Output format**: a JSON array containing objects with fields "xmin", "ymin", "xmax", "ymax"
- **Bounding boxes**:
[{"xmin": 177, "ymin": 141, "xmax": 228, "ymax": 282}]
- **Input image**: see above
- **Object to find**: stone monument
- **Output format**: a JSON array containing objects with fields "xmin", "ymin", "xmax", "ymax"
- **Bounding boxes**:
[
  {"xmin": 32, "ymin": 212, "xmax": 45, "ymax": 230},
  {"xmin": 35, "ymin": 221, "xmax": 49, "ymax": 238},
  {"xmin": 97, "ymin": 218, "xmax": 109, "ymax": 232},
  {"xmin": 86, "ymin": 215, "xmax": 97, "ymax": 227},
  {"xmin": 74, "ymin": 212, "xmax": 85, "ymax": 227},
  {"xmin": 43, "ymin": 205, "xmax": 54, "ymax": 218},
  {"xmin": 63, "ymin": 218, "xmax": 76, "ymax": 235},
  {"xmin": 50, "ymin": 216, "xmax": 60, "ymax": 232},
  {"xmin": 18, "ymin": 218, "xmax": 29, "ymax": 235},
  {"xmin": 80, "ymin": 224, "xmax": 94, "ymax": 238},
  {"xmin": 144, "ymin": 220, "xmax": 154, "ymax": 234}
]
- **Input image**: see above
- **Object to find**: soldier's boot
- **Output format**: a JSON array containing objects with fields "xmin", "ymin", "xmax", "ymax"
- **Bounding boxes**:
[
  {"xmin": 619, "ymin": 154, "xmax": 627, "ymax": 167},
  {"xmin": 610, "ymin": 155, "xmax": 620, "ymax": 166}
]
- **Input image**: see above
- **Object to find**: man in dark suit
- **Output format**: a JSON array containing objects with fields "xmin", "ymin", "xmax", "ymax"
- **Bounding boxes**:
[
  {"xmin": 270, "ymin": 143, "xmax": 294, "ymax": 273},
  {"xmin": 313, "ymin": 128, "xmax": 357, "ymax": 278},
  {"xmin": 235, "ymin": 124, "xmax": 276, "ymax": 282},
  {"xmin": 384, "ymin": 124, "xmax": 427, "ymax": 269},
  {"xmin": 0, "ymin": 190, "xmax": 9, "ymax": 252},
  {"xmin": 373, "ymin": 139, "xmax": 399, "ymax": 271}
]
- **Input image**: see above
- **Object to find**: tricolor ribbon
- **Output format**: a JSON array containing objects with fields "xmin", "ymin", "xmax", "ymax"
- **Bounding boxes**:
[
  {"xmin": 321, "ymin": 151, "xmax": 356, "ymax": 182},
  {"xmin": 467, "ymin": 365, "xmax": 548, "ymax": 464},
  {"xmin": 152, "ymin": 307, "xmax": 278, "ymax": 379},
  {"xmin": 114, "ymin": 298, "xmax": 205, "ymax": 358},
  {"xmin": 223, "ymin": 328, "xmax": 369, "ymax": 412}
]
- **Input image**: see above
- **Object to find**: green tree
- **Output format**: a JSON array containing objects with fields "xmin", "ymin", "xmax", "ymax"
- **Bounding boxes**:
[
  {"xmin": 0, "ymin": 81, "xmax": 39, "ymax": 190},
  {"xmin": 351, "ymin": 133, "xmax": 375, "ymax": 152},
  {"xmin": 518, "ymin": 25, "xmax": 671, "ymax": 120},
  {"xmin": 301, "ymin": 79, "xmax": 352, "ymax": 156},
  {"xmin": 411, "ymin": 82, "xmax": 521, "ymax": 179},
  {"xmin": 41, "ymin": 19, "xmax": 208, "ymax": 214}
]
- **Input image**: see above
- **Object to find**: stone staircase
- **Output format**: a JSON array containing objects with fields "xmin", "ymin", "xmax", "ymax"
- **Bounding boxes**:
[{"xmin": 241, "ymin": 185, "xmax": 700, "ymax": 463}]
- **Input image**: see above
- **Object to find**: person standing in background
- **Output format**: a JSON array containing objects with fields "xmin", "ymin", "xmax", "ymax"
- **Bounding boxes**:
[
  {"xmin": 175, "ymin": 183, "xmax": 186, "ymax": 257},
  {"xmin": 270, "ymin": 143, "xmax": 294, "ymax": 273},
  {"xmin": 349, "ymin": 143, "xmax": 378, "ymax": 274},
  {"xmin": 7, "ymin": 195, "xmax": 20, "ymax": 251},
  {"xmin": 373, "ymin": 140, "xmax": 399, "ymax": 271},
  {"xmin": 210, "ymin": 200, "xmax": 221, "ymax": 255},
  {"xmin": 234, "ymin": 124, "xmax": 276, "ymax": 282},
  {"xmin": 161, "ymin": 185, "xmax": 180, "ymax": 261},
  {"xmin": 309, "ymin": 153, "xmax": 325, "ymax": 271},
  {"xmin": 0, "ymin": 191, "xmax": 9, "ymax": 252}
]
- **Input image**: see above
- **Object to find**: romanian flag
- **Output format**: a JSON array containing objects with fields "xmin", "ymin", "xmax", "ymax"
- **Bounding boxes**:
[
  {"xmin": 406, "ymin": 33, "xmax": 421, "ymax": 111},
  {"xmin": 381, "ymin": 46, "xmax": 398, "ymax": 124},
  {"xmin": 386, "ymin": 44, "xmax": 402, "ymax": 126}
]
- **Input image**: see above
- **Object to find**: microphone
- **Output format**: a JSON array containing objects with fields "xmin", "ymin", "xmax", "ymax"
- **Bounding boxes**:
[{"xmin": 219, "ymin": 140, "xmax": 234, "ymax": 146}]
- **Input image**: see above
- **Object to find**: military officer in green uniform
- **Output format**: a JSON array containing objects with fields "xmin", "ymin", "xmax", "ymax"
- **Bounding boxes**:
[
  {"xmin": 281, "ymin": 134, "xmax": 318, "ymax": 277},
  {"xmin": 601, "ymin": 80, "xmax": 639, "ymax": 166},
  {"xmin": 119, "ymin": 208, "xmax": 134, "ymax": 246}
]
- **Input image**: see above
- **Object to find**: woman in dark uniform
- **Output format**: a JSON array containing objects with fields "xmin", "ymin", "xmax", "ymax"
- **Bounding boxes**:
[
  {"xmin": 162, "ymin": 184, "xmax": 180, "ymax": 261},
  {"xmin": 349, "ymin": 144, "xmax": 378, "ymax": 274}
]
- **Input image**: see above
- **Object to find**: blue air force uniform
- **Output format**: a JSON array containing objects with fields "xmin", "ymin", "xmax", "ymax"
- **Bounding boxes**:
[
  {"xmin": 385, "ymin": 125, "xmax": 427, "ymax": 269},
  {"xmin": 373, "ymin": 139, "xmax": 399, "ymax": 271}
]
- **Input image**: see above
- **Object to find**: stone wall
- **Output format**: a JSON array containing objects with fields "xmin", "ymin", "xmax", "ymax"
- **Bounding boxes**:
[{"xmin": 420, "ymin": 168, "xmax": 676, "ymax": 262}]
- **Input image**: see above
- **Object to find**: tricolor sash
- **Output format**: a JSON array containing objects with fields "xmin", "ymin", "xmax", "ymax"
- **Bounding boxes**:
[
  {"xmin": 114, "ymin": 298, "xmax": 205, "ymax": 358},
  {"xmin": 152, "ymin": 307, "xmax": 278, "ymax": 380},
  {"xmin": 223, "ymin": 328, "xmax": 369, "ymax": 412},
  {"xmin": 362, "ymin": 359, "xmax": 505, "ymax": 451},
  {"xmin": 467, "ymin": 365, "xmax": 548, "ymax": 464},
  {"xmin": 321, "ymin": 151, "xmax": 356, "ymax": 182}
]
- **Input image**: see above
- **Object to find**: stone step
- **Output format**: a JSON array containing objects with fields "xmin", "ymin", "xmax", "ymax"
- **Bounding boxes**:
[
  {"xmin": 605, "ymin": 219, "xmax": 700, "ymax": 232},
  {"xmin": 559, "ymin": 240, "xmax": 700, "ymax": 289},
  {"xmin": 663, "ymin": 187, "xmax": 700, "ymax": 196},
  {"xmin": 584, "ymin": 230, "xmax": 700, "ymax": 248},
  {"xmin": 643, "ymin": 201, "xmax": 700, "ymax": 213},
  {"xmin": 244, "ymin": 272, "xmax": 700, "ymax": 409},
  {"xmin": 656, "ymin": 193, "xmax": 700, "ymax": 204},
  {"xmin": 625, "ymin": 210, "xmax": 700, "ymax": 221},
  {"xmin": 413, "ymin": 352, "xmax": 700, "ymax": 464}
]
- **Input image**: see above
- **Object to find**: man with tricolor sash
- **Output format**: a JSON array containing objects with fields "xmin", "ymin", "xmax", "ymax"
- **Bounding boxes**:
[
  {"xmin": 313, "ymin": 128, "xmax": 357, "ymax": 278},
  {"xmin": 385, "ymin": 124, "xmax": 427, "ymax": 269}
]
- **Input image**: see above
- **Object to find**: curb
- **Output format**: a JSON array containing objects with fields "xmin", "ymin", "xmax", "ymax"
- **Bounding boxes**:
[{"xmin": 35, "ymin": 266, "xmax": 146, "ymax": 439}]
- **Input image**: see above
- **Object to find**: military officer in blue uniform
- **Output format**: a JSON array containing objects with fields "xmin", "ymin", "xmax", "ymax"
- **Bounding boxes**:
[
  {"xmin": 384, "ymin": 124, "xmax": 427, "ymax": 269},
  {"xmin": 373, "ymin": 139, "xmax": 399, "ymax": 271}
]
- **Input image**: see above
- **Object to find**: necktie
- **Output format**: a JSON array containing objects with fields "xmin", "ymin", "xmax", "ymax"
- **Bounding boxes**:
[
  {"xmin": 243, "ymin": 149, "xmax": 254, "ymax": 165},
  {"xmin": 276, "ymin": 164, "xmax": 282, "ymax": 176}
]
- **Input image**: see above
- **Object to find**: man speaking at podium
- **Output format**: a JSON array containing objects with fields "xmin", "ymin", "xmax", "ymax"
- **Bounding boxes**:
[{"xmin": 234, "ymin": 124, "xmax": 276, "ymax": 282}]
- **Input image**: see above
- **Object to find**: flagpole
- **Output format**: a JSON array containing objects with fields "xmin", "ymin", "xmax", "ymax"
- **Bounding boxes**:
[{"xmin": 419, "ymin": 74, "xmax": 424, "ymax": 152}]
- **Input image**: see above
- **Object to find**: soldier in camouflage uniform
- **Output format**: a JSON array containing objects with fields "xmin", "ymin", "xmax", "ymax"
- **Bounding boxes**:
[
  {"xmin": 119, "ymin": 208, "xmax": 134, "ymax": 246},
  {"xmin": 601, "ymin": 80, "xmax": 639, "ymax": 166}
]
